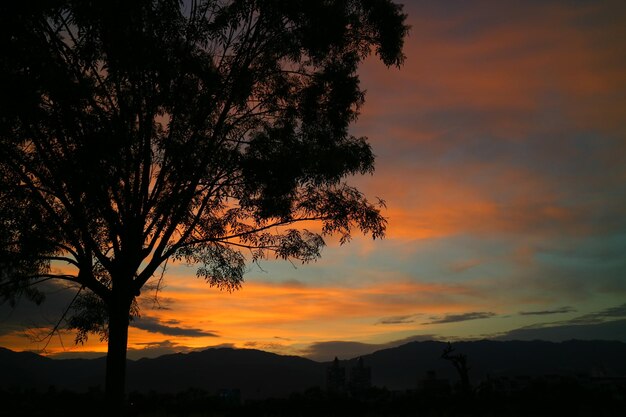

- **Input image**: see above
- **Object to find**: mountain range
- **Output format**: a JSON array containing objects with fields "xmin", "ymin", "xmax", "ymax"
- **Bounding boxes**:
[{"xmin": 1, "ymin": 340, "xmax": 625, "ymax": 399}]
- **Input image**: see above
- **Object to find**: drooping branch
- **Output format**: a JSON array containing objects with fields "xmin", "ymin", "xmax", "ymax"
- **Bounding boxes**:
[{"xmin": 36, "ymin": 285, "xmax": 84, "ymax": 353}]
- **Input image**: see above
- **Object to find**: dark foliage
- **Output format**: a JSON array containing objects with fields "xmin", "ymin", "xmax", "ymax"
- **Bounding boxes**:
[{"xmin": 0, "ymin": 0, "xmax": 408, "ymax": 410}]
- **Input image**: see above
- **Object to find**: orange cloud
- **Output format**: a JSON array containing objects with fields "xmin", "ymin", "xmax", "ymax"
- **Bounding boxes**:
[
  {"xmin": 117, "ymin": 276, "xmax": 492, "ymax": 350},
  {"xmin": 360, "ymin": 1, "xmax": 626, "ymax": 135},
  {"xmin": 360, "ymin": 162, "xmax": 594, "ymax": 241}
]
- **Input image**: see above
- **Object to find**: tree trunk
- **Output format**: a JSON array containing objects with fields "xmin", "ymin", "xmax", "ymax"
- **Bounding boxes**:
[{"xmin": 105, "ymin": 295, "xmax": 131, "ymax": 416}]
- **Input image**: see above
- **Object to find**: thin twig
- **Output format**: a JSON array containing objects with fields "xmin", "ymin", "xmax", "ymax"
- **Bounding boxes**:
[{"xmin": 40, "ymin": 285, "xmax": 84, "ymax": 353}]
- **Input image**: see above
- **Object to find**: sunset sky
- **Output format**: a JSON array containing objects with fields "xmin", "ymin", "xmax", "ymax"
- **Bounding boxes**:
[{"xmin": 1, "ymin": 0, "xmax": 625, "ymax": 362}]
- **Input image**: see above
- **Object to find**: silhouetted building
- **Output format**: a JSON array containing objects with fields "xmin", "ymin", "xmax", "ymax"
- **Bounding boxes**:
[
  {"xmin": 420, "ymin": 370, "xmax": 451, "ymax": 396},
  {"xmin": 327, "ymin": 357, "xmax": 346, "ymax": 394},
  {"xmin": 217, "ymin": 388, "xmax": 241, "ymax": 405},
  {"xmin": 485, "ymin": 375, "xmax": 532, "ymax": 394},
  {"xmin": 349, "ymin": 357, "xmax": 371, "ymax": 394}
]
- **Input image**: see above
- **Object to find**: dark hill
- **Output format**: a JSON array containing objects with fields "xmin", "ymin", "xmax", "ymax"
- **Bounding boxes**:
[
  {"xmin": 1, "ymin": 340, "xmax": 625, "ymax": 398},
  {"xmin": 344, "ymin": 340, "xmax": 626, "ymax": 390},
  {"xmin": 0, "ymin": 346, "xmax": 104, "ymax": 390},
  {"xmin": 127, "ymin": 348, "xmax": 324, "ymax": 399}
]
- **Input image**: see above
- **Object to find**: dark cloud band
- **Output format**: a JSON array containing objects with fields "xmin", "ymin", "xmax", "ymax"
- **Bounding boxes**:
[
  {"xmin": 131, "ymin": 316, "xmax": 218, "ymax": 338},
  {"xmin": 423, "ymin": 312, "xmax": 495, "ymax": 325},
  {"xmin": 519, "ymin": 306, "xmax": 576, "ymax": 316}
]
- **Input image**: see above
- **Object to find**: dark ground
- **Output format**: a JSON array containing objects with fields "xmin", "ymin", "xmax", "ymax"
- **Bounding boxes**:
[{"xmin": 1, "ymin": 378, "xmax": 624, "ymax": 417}]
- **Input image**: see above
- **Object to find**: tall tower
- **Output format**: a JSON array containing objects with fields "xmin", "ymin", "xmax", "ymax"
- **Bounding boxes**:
[
  {"xmin": 349, "ymin": 357, "xmax": 371, "ymax": 394},
  {"xmin": 327, "ymin": 357, "xmax": 346, "ymax": 394}
]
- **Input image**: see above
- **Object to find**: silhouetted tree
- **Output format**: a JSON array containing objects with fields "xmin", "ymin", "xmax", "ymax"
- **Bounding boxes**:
[
  {"xmin": 441, "ymin": 342, "xmax": 472, "ymax": 395},
  {"xmin": 0, "ymin": 0, "xmax": 408, "ymax": 414}
]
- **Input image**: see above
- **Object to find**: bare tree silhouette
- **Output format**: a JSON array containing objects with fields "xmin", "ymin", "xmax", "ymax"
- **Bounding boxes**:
[{"xmin": 442, "ymin": 342, "xmax": 472, "ymax": 395}]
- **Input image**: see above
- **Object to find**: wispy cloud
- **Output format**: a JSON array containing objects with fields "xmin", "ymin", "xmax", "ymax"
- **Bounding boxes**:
[
  {"xmin": 134, "ymin": 340, "xmax": 181, "ymax": 349},
  {"xmin": 450, "ymin": 259, "xmax": 482, "ymax": 273},
  {"xmin": 48, "ymin": 340, "xmax": 233, "ymax": 360},
  {"xmin": 495, "ymin": 319, "xmax": 626, "ymax": 343},
  {"xmin": 423, "ymin": 312, "xmax": 496, "ymax": 325},
  {"xmin": 127, "ymin": 340, "xmax": 203, "ymax": 359},
  {"xmin": 243, "ymin": 341, "xmax": 291, "ymax": 354},
  {"xmin": 565, "ymin": 303, "xmax": 626, "ymax": 325},
  {"xmin": 376, "ymin": 314, "xmax": 420, "ymax": 325},
  {"xmin": 495, "ymin": 303, "xmax": 626, "ymax": 342},
  {"xmin": 131, "ymin": 316, "xmax": 219, "ymax": 338},
  {"xmin": 519, "ymin": 306, "xmax": 576, "ymax": 316},
  {"xmin": 302, "ymin": 334, "xmax": 438, "ymax": 362}
]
